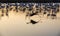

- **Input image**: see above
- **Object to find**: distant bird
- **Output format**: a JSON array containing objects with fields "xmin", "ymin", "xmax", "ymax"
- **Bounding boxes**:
[
  {"xmin": 6, "ymin": 13, "xmax": 8, "ymax": 16},
  {"xmin": 47, "ymin": 14, "xmax": 50, "ymax": 16},
  {"xmin": 30, "ymin": 11, "xmax": 38, "ymax": 16},
  {"xmin": 22, "ymin": 8, "xmax": 26, "ymax": 12},
  {"xmin": 15, "ymin": 3, "xmax": 18, "ymax": 12},
  {"xmin": 1, "ymin": 9, "xmax": 4, "ymax": 17},
  {"xmin": 6, "ymin": 8, "xmax": 9, "ymax": 16},
  {"xmin": 28, "ymin": 8, "xmax": 33, "ymax": 11},
  {"xmin": 51, "ymin": 14, "xmax": 56, "ymax": 16},
  {"xmin": 25, "ymin": 11, "xmax": 39, "ymax": 20},
  {"xmin": 57, "ymin": 8, "xmax": 59, "ymax": 12},
  {"xmin": 9, "ymin": 7, "xmax": 13, "ymax": 11},
  {"xmin": 43, "ymin": 11, "xmax": 47, "ymax": 14},
  {"xmin": 50, "ymin": 14, "xmax": 56, "ymax": 19},
  {"xmin": 47, "ymin": 13, "xmax": 51, "ymax": 18},
  {"xmin": 31, "ymin": 11, "xmax": 39, "ymax": 16},
  {"xmin": 15, "ymin": 6, "xmax": 18, "ymax": 12}
]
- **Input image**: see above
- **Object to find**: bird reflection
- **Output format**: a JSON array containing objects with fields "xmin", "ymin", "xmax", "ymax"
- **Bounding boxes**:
[
  {"xmin": 9, "ymin": 7, "xmax": 13, "ymax": 11},
  {"xmin": 0, "ymin": 3, "xmax": 59, "ymax": 24},
  {"xmin": 1, "ymin": 9, "xmax": 4, "ymax": 17},
  {"xmin": 6, "ymin": 7, "xmax": 9, "ymax": 16},
  {"xmin": 22, "ymin": 7, "xmax": 26, "ymax": 12},
  {"xmin": 27, "ymin": 19, "xmax": 38, "ymax": 24},
  {"xmin": 43, "ymin": 11, "xmax": 47, "ymax": 14},
  {"xmin": 30, "ymin": 11, "xmax": 38, "ymax": 16}
]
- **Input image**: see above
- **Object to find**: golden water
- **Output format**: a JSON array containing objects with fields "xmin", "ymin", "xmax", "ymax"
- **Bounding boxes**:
[{"xmin": 0, "ymin": 11, "xmax": 60, "ymax": 36}]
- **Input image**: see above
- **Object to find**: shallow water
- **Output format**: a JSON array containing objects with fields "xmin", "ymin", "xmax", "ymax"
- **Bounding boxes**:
[{"xmin": 0, "ymin": 11, "xmax": 60, "ymax": 36}]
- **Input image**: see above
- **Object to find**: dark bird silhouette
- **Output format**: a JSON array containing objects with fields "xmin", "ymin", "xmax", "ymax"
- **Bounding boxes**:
[
  {"xmin": 6, "ymin": 13, "xmax": 8, "ymax": 16},
  {"xmin": 28, "ymin": 8, "xmax": 33, "ymax": 11},
  {"xmin": 15, "ymin": 7, "xmax": 18, "ymax": 12},
  {"xmin": 47, "ymin": 14, "xmax": 51, "ymax": 18},
  {"xmin": 51, "ymin": 14, "xmax": 56, "ymax": 19},
  {"xmin": 15, "ymin": 3, "xmax": 18, "ymax": 12},
  {"xmin": 35, "ymin": 5, "xmax": 39, "ymax": 8},
  {"xmin": 57, "ymin": 8, "xmax": 59, "ymax": 12},
  {"xmin": 10, "ymin": 8, "xmax": 13, "ymax": 11},
  {"xmin": 47, "ymin": 14, "xmax": 50, "ymax": 16},
  {"xmin": 22, "ymin": 8, "xmax": 26, "ymax": 12},
  {"xmin": 26, "ymin": 11, "xmax": 38, "ymax": 18},
  {"xmin": 1, "ymin": 9, "xmax": 4, "ymax": 17},
  {"xmin": 6, "ymin": 6, "xmax": 9, "ymax": 17},
  {"xmin": 51, "ymin": 14, "xmax": 56, "ymax": 16},
  {"xmin": 29, "ymin": 11, "xmax": 38, "ymax": 16},
  {"xmin": 27, "ymin": 19, "xmax": 38, "ymax": 24},
  {"xmin": 6, "ymin": 9, "xmax": 8, "ymax": 16},
  {"xmin": 43, "ymin": 11, "xmax": 47, "ymax": 14},
  {"xmin": 30, "ymin": 20, "xmax": 38, "ymax": 24}
]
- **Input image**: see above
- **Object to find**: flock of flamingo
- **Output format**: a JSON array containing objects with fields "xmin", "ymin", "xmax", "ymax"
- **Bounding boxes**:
[{"xmin": 0, "ymin": 3, "xmax": 60, "ymax": 24}]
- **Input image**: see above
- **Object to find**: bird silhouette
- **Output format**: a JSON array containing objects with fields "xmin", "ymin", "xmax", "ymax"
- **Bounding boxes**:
[
  {"xmin": 1, "ymin": 9, "xmax": 4, "ymax": 17},
  {"xmin": 15, "ymin": 3, "xmax": 18, "ymax": 12},
  {"xmin": 6, "ymin": 13, "xmax": 8, "ymax": 16},
  {"xmin": 22, "ymin": 8, "xmax": 26, "ymax": 12},
  {"xmin": 6, "ymin": 8, "xmax": 9, "ymax": 16},
  {"xmin": 51, "ymin": 14, "xmax": 56, "ymax": 16},
  {"xmin": 28, "ymin": 8, "xmax": 33, "ymax": 11},
  {"xmin": 9, "ymin": 8, "xmax": 13, "ymax": 11},
  {"xmin": 29, "ymin": 11, "xmax": 38, "ymax": 16},
  {"xmin": 43, "ymin": 11, "xmax": 47, "ymax": 14},
  {"xmin": 27, "ymin": 19, "xmax": 38, "ymax": 24},
  {"xmin": 47, "ymin": 14, "xmax": 50, "ymax": 18}
]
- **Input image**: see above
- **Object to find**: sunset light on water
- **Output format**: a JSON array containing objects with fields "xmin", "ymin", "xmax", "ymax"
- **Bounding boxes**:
[{"xmin": 0, "ymin": 3, "xmax": 60, "ymax": 36}]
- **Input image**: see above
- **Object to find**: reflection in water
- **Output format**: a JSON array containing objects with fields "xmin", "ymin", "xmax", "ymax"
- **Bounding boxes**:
[
  {"xmin": 27, "ymin": 19, "xmax": 39, "ymax": 24},
  {"xmin": 0, "ymin": 3, "xmax": 60, "ymax": 24},
  {"xmin": 0, "ymin": 3, "xmax": 60, "ymax": 36},
  {"xmin": 0, "ymin": 11, "xmax": 60, "ymax": 36}
]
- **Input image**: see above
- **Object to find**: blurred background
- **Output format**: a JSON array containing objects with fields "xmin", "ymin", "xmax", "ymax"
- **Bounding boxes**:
[{"xmin": 0, "ymin": 3, "xmax": 60, "ymax": 36}]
